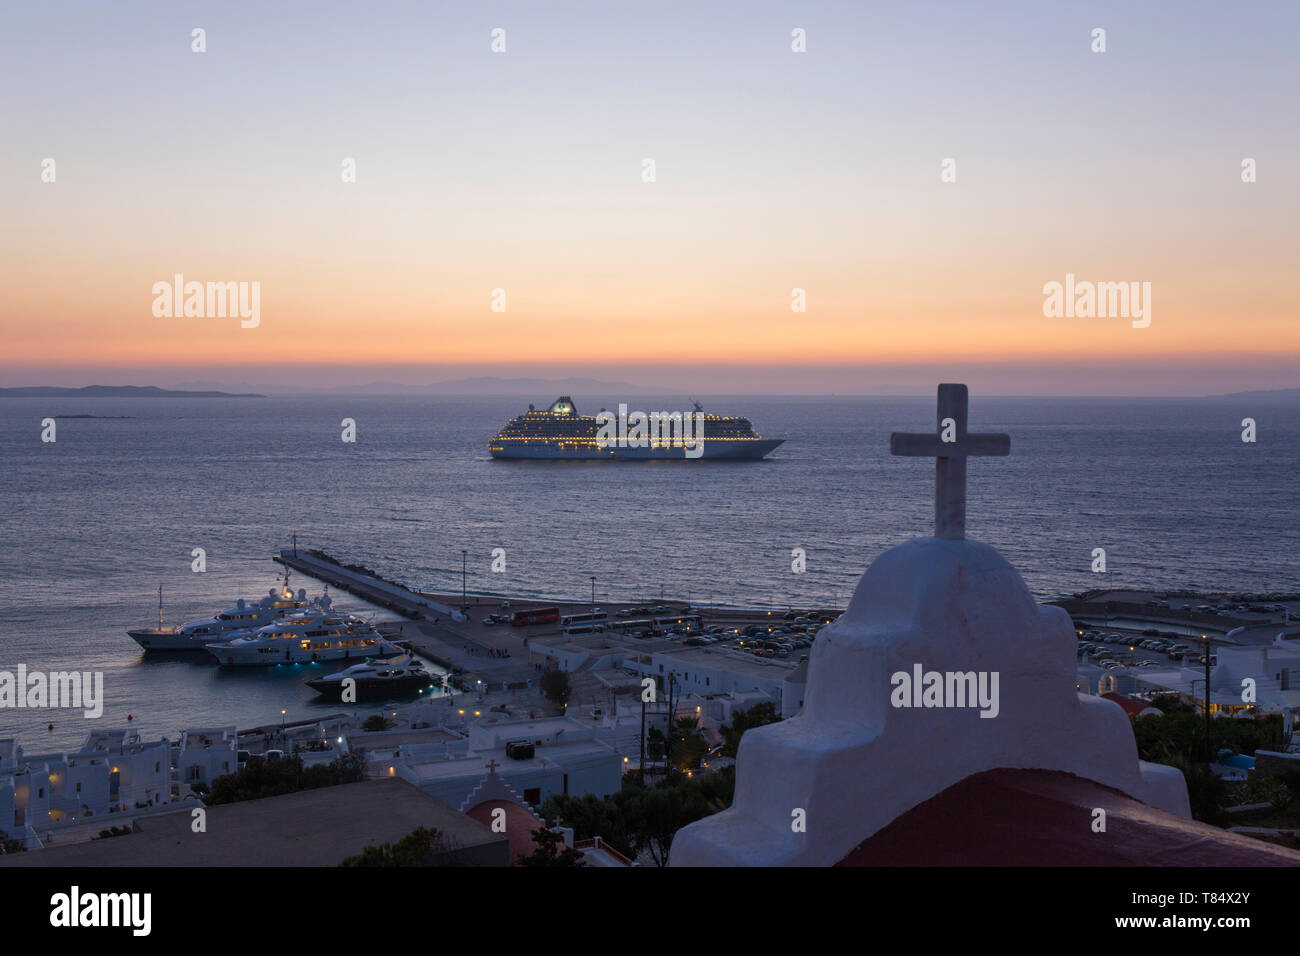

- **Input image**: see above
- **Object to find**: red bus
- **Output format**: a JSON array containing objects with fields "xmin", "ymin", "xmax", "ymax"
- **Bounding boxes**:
[{"xmin": 511, "ymin": 607, "xmax": 559, "ymax": 627}]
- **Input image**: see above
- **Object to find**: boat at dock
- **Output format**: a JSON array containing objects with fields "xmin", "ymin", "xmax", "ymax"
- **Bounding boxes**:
[
  {"xmin": 205, "ymin": 608, "xmax": 399, "ymax": 666},
  {"xmin": 127, "ymin": 572, "xmax": 322, "ymax": 652},
  {"xmin": 304, "ymin": 655, "xmax": 442, "ymax": 701}
]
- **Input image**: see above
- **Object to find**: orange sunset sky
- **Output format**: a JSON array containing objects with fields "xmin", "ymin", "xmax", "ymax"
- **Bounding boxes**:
[{"xmin": 2, "ymin": 1, "xmax": 1297, "ymax": 395}]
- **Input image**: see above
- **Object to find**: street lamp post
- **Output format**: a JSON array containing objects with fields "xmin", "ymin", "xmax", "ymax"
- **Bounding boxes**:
[
  {"xmin": 461, "ymin": 549, "xmax": 468, "ymax": 611},
  {"xmin": 590, "ymin": 575, "xmax": 596, "ymax": 608}
]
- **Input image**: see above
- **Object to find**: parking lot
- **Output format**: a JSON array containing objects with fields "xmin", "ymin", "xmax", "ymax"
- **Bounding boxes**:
[
  {"xmin": 559, "ymin": 605, "xmax": 840, "ymax": 663},
  {"xmin": 1076, "ymin": 625, "xmax": 1217, "ymax": 676}
]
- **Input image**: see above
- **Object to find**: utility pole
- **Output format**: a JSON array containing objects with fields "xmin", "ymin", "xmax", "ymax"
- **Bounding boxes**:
[
  {"xmin": 1203, "ymin": 633, "xmax": 1212, "ymax": 762},
  {"xmin": 639, "ymin": 695, "xmax": 646, "ymax": 786},
  {"xmin": 590, "ymin": 575, "xmax": 596, "ymax": 608},
  {"xmin": 664, "ymin": 674, "xmax": 675, "ymax": 781},
  {"xmin": 461, "ymin": 549, "xmax": 468, "ymax": 611}
]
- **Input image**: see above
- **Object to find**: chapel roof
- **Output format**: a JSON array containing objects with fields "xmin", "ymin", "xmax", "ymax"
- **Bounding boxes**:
[{"xmin": 836, "ymin": 768, "xmax": 1300, "ymax": 866}]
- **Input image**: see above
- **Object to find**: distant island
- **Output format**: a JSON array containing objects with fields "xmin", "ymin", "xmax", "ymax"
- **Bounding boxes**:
[
  {"xmin": 0, "ymin": 385, "xmax": 265, "ymax": 398},
  {"xmin": 171, "ymin": 376, "xmax": 671, "ymax": 396},
  {"xmin": 1219, "ymin": 388, "xmax": 1300, "ymax": 399}
]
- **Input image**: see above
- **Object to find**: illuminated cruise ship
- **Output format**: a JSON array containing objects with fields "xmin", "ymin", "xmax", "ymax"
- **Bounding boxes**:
[{"xmin": 488, "ymin": 397, "xmax": 784, "ymax": 461}]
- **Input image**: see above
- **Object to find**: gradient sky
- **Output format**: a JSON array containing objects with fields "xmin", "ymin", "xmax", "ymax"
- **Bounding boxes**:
[{"xmin": 2, "ymin": 0, "xmax": 1297, "ymax": 394}]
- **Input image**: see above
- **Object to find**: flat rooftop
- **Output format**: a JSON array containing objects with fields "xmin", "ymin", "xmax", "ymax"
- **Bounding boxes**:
[
  {"xmin": 344, "ymin": 728, "xmax": 461, "ymax": 751},
  {"xmin": 477, "ymin": 716, "xmax": 591, "ymax": 738},
  {"xmin": 404, "ymin": 741, "xmax": 617, "ymax": 782},
  {"xmin": 0, "ymin": 778, "xmax": 507, "ymax": 867},
  {"xmin": 643, "ymin": 645, "xmax": 802, "ymax": 679}
]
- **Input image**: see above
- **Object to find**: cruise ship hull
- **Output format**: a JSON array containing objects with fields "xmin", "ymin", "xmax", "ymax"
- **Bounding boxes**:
[{"xmin": 490, "ymin": 438, "xmax": 784, "ymax": 461}]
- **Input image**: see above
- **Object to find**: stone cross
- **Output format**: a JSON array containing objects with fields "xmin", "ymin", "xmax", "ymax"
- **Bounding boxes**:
[
  {"xmin": 889, "ymin": 384, "xmax": 1010, "ymax": 541},
  {"xmin": 485, "ymin": 758, "xmax": 500, "ymax": 773}
]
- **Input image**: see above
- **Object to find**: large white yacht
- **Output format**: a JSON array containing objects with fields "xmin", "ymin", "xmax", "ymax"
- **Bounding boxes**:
[
  {"xmin": 204, "ymin": 608, "xmax": 399, "ymax": 666},
  {"xmin": 127, "ymin": 573, "xmax": 317, "ymax": 652}
]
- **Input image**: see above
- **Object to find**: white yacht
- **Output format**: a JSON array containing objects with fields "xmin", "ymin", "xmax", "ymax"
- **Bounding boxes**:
[
  {"xmin": 127, "ymin": 572, "xmax": 318, "ymax": 652},
  {"xmin": 205, "ymin": 609, "xmax": 399, "ymax": 666}
]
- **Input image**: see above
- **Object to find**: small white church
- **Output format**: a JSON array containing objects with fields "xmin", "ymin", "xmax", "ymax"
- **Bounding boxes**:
[{"xmin": 671, "ymin": 385, "xmax": 1300, "ymax": 867}]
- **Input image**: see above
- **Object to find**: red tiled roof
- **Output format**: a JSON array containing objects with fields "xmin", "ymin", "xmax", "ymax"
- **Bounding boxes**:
[
  {"xmin": 1100, "ymin": 692, "xmax": 1157, "ymax": 719},
  {"xmin": 836, "ymin": 768, "xmax": 1300, "ymax": 866},
  {"xmin": 465, "ymin": 799, "xmax": 545, "ymax": 864}
]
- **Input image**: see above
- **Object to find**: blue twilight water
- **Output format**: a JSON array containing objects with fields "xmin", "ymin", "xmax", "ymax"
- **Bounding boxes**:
[{"xmin": 1, "ymin": 393, "xmax": 1298, "ymax": 749}]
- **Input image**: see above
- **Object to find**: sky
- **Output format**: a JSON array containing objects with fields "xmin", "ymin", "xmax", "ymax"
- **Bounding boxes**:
[{"xmin": 1, "ymin": 0, "xmax": 1297, "ymax": 395}]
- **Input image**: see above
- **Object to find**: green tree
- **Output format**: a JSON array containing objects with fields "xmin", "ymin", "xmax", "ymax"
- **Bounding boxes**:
[
  {"xmin": 539, "ymin": 669, "xmax": 572, "ymax": 710},
  {"xmin": 540, "ymin": 766, "xmax": 737, "ymax": 867},
  {"xmin": 539, "ymin": 792, "xmax": 634, "ymax": 858},
  {"xmin": 340, "ymin": 827, "xmax": 448, "ymax": 866},
  {"xmin": 1149, "ymin": 694, "xmax": 1194, "ymax": 715},
  {"xmin": 516, "ymin": 825, "xmax": 586, "ymax": 867},
  {"xmin": 202, "ymin": 753, "xmax": 364, "ymax": 805},
  {"xmin": 672, "ymin": 716, "xmax": 709, "ymax": 772},
  {"xmin": 720, "ymin": 702, "xmax": 781, "ymax": 757},
  {"xmin": 1129, "ymin": 706, "xmax": 1284, "ymax": 825},
  {"xmin": 1168, "ymin": 757, "xmax": 1232, "ymax": 826},
  {"xmin": 361, "ymin": 714, "xmax": 393, "ymax": 732},
  {"xmin": 645, "ymin": 725, "xmax": 665, "ymax": 760}
]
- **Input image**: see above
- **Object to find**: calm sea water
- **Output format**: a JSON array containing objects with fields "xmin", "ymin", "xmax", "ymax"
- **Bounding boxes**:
[{"xmin": 2, "ymin": 393, "xmax": 1298, "ymax": 749}]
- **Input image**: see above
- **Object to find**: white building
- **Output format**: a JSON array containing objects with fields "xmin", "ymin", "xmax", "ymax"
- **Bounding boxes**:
[
  {"xmin": 622, "ymin": 645, "xmax": 806, "ymax": 717},
  {"xmin": 391, "ymin": 716, "xmax": 622, "ymax": 810},
  {"xmin": 0, "ymin": 731, "xmax": 172, "ymax": 846},
  {"xmin": 173, "ymin": 727, "xmax": 239, "ymax": 794},
  {"xmin": 1137, "ymin": 641, "xmax": 1300, "ymax": 731}
]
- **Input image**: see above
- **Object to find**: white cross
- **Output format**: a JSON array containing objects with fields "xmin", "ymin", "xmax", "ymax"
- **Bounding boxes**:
[{"xmin": 889, "ymin": 384, "xmax": 1010, "ymax": 541}]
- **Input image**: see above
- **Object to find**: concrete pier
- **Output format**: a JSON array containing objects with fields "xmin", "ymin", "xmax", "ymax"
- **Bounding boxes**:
[{"xmin": 273, "ymin": 548, "xmax": 467, "ymax": 622}]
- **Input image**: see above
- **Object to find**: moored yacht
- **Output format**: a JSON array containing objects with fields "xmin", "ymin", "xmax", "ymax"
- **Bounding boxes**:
[
  {"xmin": 127, "ymin": 572, "xmax": 318, "ymax": 652},
  {"xmin": 304, "ymin": 655, "xmax": 442, "ymax": 701},
  {"xmin": 205, "ymin": 609, "xmax": 399, "ymax": 666}
]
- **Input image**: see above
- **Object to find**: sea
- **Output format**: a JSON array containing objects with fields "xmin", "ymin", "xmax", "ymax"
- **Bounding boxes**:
[{"xmin": 2, "ymin": 393, "xmax": 1298, "ymax": 750}]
